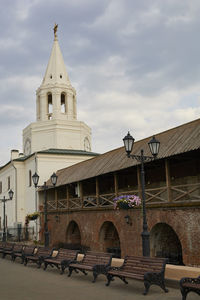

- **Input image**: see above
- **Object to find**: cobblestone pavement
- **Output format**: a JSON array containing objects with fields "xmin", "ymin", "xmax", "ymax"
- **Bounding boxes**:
[{"xmin": 0, "ymin": 258, "xmax": 199, "ymax": 300}]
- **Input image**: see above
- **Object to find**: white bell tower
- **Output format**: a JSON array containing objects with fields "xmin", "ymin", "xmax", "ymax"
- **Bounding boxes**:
[{"xmin": 23, "ymin": 25, "xmax": 92, "ymax": 156}]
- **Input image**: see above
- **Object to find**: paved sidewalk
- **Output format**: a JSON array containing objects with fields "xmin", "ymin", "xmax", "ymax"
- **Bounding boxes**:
[{"xmin": 0, "ymin": 258, "xmax": 199, "ymax": 300}]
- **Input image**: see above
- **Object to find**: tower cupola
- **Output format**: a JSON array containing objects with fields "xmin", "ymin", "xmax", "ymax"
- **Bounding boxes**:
[
  {"xmin": 23, "ymin": 25, "xmax": 92, "ymax": 154},
  {"xmin": 36, "ymin": 24, "xmax": 77, "ymax": 121}
]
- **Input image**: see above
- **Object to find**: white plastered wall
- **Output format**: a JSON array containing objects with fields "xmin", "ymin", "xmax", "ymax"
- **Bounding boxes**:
[
  {"xmin": 23, "ymin": 120, "xmax": 91, "ymax": 153},
  {"xmin": 0, "ymin": 152, "xmax": 95, "ymax": 233}
]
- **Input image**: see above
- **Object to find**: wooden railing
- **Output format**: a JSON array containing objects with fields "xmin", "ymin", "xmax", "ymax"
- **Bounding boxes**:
[
  {"xmin": 83, "ymin": 196, "xmax": 97, "ymax": 207},
  {"xmin": 145, "ymin": 187, "xmax": 168, "ymax": 203},
  {"xmin": 171, "ymin": 183, "xmax": 200, "ymax": 202},
  {"xmin": 46, "ymin": 183, "xmax": 200, "ymax": 211},
  {"xmin": 68, "ymin": 197, "xmax": 82, "ymax": 209},
  {"xmin": 98, "ymin": 193, "xmax": 116, "ymax": 207}
]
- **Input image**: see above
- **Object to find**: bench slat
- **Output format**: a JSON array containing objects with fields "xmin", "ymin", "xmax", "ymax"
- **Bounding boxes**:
[
  {"xmin": 106, "ymin": 255, "xmax": 168, "ymax": 295},
  {"xmin": 43, "ymin": 248, "xmax": 79, "ymax": 274},
  {"xmin": 68, "ymin": 251, "xmax": 112, "ymax": 283}
]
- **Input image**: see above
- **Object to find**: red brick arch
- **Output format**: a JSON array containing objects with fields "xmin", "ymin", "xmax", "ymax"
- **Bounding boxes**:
[
  {"xmin": 150, "ymin": 222, "xmax": 183, "ymax": 265},
  {"xmin": 66, "ymin": 220, "xmax": 81, "ymax": 245},
  {"xmin": 98, "ymin": 221, "xmax": 121, "ymax": 254}
]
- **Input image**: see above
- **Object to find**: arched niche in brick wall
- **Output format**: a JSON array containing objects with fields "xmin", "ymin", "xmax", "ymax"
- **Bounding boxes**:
[
  {"xmin": 99, "ymin": 221, "xmax": 121, "ymax": 258},
  {"xmin": 150, "ymin": 222, "xmax": 183, "ymax": 265},
  {"xmin": 66, "ymin": 221, "xmax": 81, "ymax": 245}
]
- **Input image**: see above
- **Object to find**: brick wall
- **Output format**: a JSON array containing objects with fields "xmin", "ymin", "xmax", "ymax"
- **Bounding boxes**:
[{"xmin": 47, "ymin": 207, "xmax": 200, "ymax": 266}]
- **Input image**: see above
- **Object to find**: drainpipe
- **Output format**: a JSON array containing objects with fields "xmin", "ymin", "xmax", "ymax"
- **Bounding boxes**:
[
  {"xmin": 34, "ymin": 152, "xmax": 38, "ymax": 240},
  {"xmin": 11, "ymin": 162, "xmax": 17, "ymax": 224}
]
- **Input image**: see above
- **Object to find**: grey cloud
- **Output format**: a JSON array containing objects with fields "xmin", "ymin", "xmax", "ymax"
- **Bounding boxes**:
[{"xmin": 1, "ymin": 0, "xmax": 200, "ymax": 164}]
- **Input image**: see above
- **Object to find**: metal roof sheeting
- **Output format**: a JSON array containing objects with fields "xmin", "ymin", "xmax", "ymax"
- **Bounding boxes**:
[{"xmin": 53, "ymin": 118, "xmax": 200, "ymax": 187}]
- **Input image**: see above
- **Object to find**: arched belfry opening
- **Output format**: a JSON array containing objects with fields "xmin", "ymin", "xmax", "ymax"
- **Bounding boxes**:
[
  {"xmin": 61, "ymin": 93, "xmax": 66, "ymax": 113},
  {"xmin": 47, "ymin": 93, "xmax": 53, "ymax": 119},
  {"xmin": 73, "ymin": 94, "xmax": 76, "ymax": 118},
  {"xmin": 150, "ymin": 223, "xmax": 183, "ymax": 265},
  {"xmin": 99, "ymin": 221, "xmax": 121, "ymax": 257},
  {"xmin": 36, "ymin": 96, "xmax": 40, "ymax": 120},
  {"xmin": 66, "ymin": 221, "xmax": 81, "ymax": 245}
]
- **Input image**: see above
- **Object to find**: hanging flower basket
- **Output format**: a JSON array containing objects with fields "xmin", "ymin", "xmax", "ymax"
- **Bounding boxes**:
[
  {"xmin": 118, "ymin": 201, "xmax": 130, "ymax": 210},
  {"xmin": 26, "ymin": 212, "xmax": 40, "ymax": 221},
  {"xmin": 29, "ymin": 215, "xmax": 38, "ymax": 220},
  {"xmin": 113, "ymin": 195, "xmax": 141, "ymax": 210}
]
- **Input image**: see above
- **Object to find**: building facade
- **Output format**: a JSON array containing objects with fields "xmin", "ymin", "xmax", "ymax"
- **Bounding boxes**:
[
  {"xmin": 0, "ymin": 28, "xmax": 98, "ymax": 238},
  {"xmin": 40, "ymin": 118, "xmax": 200, "ymax": 266}
]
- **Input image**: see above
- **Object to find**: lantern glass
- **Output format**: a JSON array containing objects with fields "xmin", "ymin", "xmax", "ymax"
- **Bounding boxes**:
[
  {"xmin": 8, "ymin": 189, "xmax": 14, "ymax": 200},
  {"xmin": 123, "ymin": 132, "xmax": 135, "ymax": 156},
  {"xmin": 124, "ymin": 215, "xmax": 132, "ymax": 225},
  {"xmin": 51, "ymin": 172, "xmax": 57, "ymax": 186},
  {"xmin": 32, "ymin": 172, "xmax": 39, "ymax": 187},
  {"xmin": 148, "ymin": 136, "xmax": 160, "ymax": 157}
]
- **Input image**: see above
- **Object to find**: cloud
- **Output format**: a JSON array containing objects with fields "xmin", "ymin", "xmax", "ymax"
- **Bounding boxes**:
[{"xmin": 1, "ymin": 0, "xmax": 200, "ymax": 165}]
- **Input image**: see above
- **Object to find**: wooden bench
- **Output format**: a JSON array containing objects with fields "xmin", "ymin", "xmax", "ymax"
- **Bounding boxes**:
[
  {"xmin": 1, "ymin": 242, "xmax": 14, "ymax": 259},
  {"xmin": 13, "ymin": 245, "xmax": 36, "ymax": 264},
  {"xmin": 180, "ymin": 276, "xmax": 200, "ymax": 300},
  {"xmin": 0, "ymin": 241, "xmax": 6, "ymax": 254},
  {"xmin": 43, "ymin": 248, "xmax": 79, "ymax": 274},
  {"xmin": 106, "ymin": 255, "xmax": 168, "ymax": 295},
  {"xmin": 68, "ymin": 251, "xmax": 112, "ymax": 283},
  {"xmin": 24, "ymin": 247, "xmax": 54, "ymax": 268},
  {"xmin": 11, "ymin": 244, "xmax": 24, "ymax": 261}
]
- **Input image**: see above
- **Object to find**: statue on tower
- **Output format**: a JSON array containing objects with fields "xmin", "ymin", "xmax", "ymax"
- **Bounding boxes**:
[{"xmin": 54, "ymin": 23, "xmax": 58, "ymax": 39}]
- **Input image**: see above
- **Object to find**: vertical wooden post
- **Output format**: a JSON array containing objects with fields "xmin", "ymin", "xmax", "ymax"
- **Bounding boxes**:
[
  {"xmin": 79, "ymin": 182, "xmax": 83, "ymax": 208},
  {"xmin": 114, "ymin": 172, "xmax": 118, "ymax": 197},
  {"xmin": 96, "ymin": 177, "xmax": 99, "ymax": 207},
  {"xmin": 66, "ymin": 185, "xmax": 69, "ymax": 209},
  {"xmin": 165, "ymin": 159, "xmax": 172, "ymax": 202},
  {"xmin": 55, "ymin": 188, "xmax": 58, "ymax": 209}
]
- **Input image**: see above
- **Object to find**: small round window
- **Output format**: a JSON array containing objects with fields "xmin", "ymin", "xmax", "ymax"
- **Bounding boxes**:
[{"xmin": 60, "ymin": 74, "xmax": 62, "ymax": 78}]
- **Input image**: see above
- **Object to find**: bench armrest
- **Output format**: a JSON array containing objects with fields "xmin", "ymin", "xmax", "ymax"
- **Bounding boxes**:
[
  {"xmin": 43, "ymin": 255, "xmax": 54, "ymax": 260},
  {"xmin": 93, "ymin": 264, "xmax": 110, "ymax": 275},
  {"xmin": 180, "ymin": 276, "xmax": 200, "ymax": 286},
  {"xmin": 107, "ymin": 266, "xmax": 123, "ymax": 272},
  {"xmin": 61, "ymin": 259, "xmax": 76, "ymax": 266},
  {"xmin": 144, "ymin": 270, "xmax": 165, "ymax": 284}
]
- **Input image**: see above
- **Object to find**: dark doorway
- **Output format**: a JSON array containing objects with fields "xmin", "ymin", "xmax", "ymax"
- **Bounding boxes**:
[
  {"xmin": 150, "ymin": 223, "xmax": 184, "ymax": 265},
  {"xmin": 99, "ymin": 221, "xmax": 121, "ymax": 258},
  {"xmin": 66, "ymin": 221, "xmax": 81, "ymax": 245}
]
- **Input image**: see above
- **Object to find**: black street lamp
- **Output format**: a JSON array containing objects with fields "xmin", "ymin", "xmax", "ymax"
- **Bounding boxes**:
[
  {"xmin": 0, "ymin": 190, "xmax": 14, "ymax": 242},
  {"xmin": 32, "ymin": 172, "xmax": 58, "ymax": 247},
  {"xmin": 123, "ymin": 132, "xmax": 160, "ymax": 256}
]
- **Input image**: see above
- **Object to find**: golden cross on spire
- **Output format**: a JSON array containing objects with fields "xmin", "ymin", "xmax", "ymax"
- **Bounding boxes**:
[{"xmin": 54, "ymin": 23, "xmax": 58, "ymax": 39}]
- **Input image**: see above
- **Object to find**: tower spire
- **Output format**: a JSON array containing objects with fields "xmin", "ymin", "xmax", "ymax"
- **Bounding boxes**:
[
  {"xmin": 40, "ymin": 24, "xmax": 72, "ymax": 87},
  {"xmin": 54, "ymin": 23, "xmax": 58, "ymax": 40}
]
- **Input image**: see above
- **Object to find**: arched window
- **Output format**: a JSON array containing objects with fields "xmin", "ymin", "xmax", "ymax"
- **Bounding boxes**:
[
  {"xmin": 29, "ymin": 170, "xmax": 32, "ymax": 187},
  {"xmin": 37, "ymin": 96, "xmax": 40, "ymax": 120},
  {"xmin": 47, "ymin": 93, "xmax": 53, "ymax": 119},
  {"xmin": 7, "ymin": 176, "xmax": 10, "ymax": 190},
  {"xmin": 73, "ymin": 95, "xmax": 76, "ymax": 117},
  {"xmin": 61, "ymin": 93, "xmax": 66, "ymax": 113}
]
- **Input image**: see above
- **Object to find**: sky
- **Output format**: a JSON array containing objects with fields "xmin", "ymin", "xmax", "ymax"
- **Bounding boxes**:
[{"xmin": 1, "ymin": 0, "xmax": 200, "ymax": 166}]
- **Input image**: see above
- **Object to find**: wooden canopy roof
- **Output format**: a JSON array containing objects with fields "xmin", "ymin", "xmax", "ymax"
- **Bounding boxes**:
[{"xmin": 53, "ymin": 118, "xmax": 200, "ymax": 187}]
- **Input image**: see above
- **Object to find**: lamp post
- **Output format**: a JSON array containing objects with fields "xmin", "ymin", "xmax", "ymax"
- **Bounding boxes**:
[
  {"xmin": 123, "ymin": 132, "xmax": 160, "ymax": 256},
  {"xmin": 0, "ymin": 189, "xmax": 14, "ymax": 242},
  {"xmin": 32, "ymin": 172, "xmax": 57, "ymax": 247}
]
